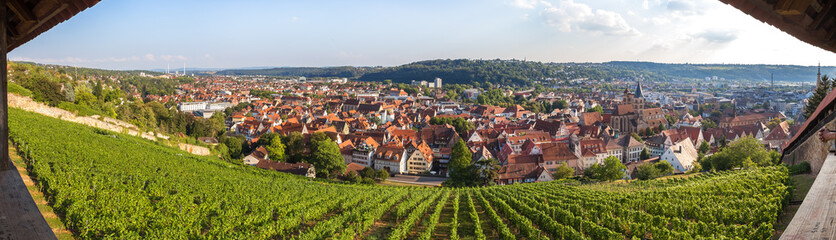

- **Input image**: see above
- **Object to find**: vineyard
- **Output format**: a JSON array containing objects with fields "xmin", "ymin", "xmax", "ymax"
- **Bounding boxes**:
[{"xmin": 9, "ymin": 107, "xmax": 789, "ymax": 239}]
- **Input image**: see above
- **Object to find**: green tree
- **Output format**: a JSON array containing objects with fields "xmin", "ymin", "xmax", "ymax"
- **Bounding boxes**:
[
  {"xmin": 635, "ymin": 163, "xmax": 660, "ymax": 180},
  {"xmin": 360, "ymin": 167, "xmax": 377, "ymax": 179},
  {"xmin": 589, "ymin": 105, "xmax": 604, "ymax": 114},
  {"xmin": 376, "ymin": 169, "xmax": 390, "ymax": 182},
  {"xmin": 282, "ymin": 132, "xmax": 306, "ymax": 163},
  {"xmin": 553, "ymin": 163, "xmax": 575, "ymax": 180},
  {"xmin": 654, "ymin": 161, "xmax": 674, "ymax": 176},
  {"xmin": 590, "ymin": 156, "xmax": 626, "ymax": 181},
  {"xmin": 224, "ymin": 137, "xmax": 244, "ymax": 159},
  {"xmin": 266, "ymin": 135, "xmax": 286, "ymax": 161},
  {"xmin": 444, "ymin": 139, "xmax": 474, "ymax": 187},
  {"xmin": 472, "ymin": 157, "xmax": 500, "ymax": 186},
  {"xmin": 701, "ymin": 119, "xmax": 718, "ymax": 129},
  {"xmin": 700, "ymin": 136, "xmax": 773, "ymax": 171},
  {"xmin": 309, "ymin": 138, "xmax": 346, "ymax": 179},
  {"xmin": 631, "ymin": 132, "xmax": 643, "ymax": 143},
  {"xmin": 344, "ymin": 171, "xmax": 362, "ymax": 183},
  {"xmin": 766, "ymin": 118, "xmax": 782, "ymax": 130},
  {"xmin": 665, "ymin": 115, "xmax": 676, "ymax": 125},
  {"xmin": 640, "ymin": 148, "xmax": 650, "ymax": 160},
  {"xmin": 698, "ymin": 141, "xmax": 710, "ymax": 155},
  {"xmin": 806, "ymin": 75, "xmax": 833, "ymax": 119},
  {"xmin": 553, "ymin": 100, "xmax": 568, "ymax": 110}
]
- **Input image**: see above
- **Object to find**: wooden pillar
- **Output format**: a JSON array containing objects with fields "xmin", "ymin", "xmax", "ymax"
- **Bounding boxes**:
[{"xmin": 0, "ymin": 4, "xmax": 8, "ymax": 171}]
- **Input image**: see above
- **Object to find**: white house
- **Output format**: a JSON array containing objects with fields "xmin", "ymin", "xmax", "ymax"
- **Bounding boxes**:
[
  {"xmin": 660, "ymin": 137, "xmax": 698, "ymax": 173},
  {"xmin": 373, "ymin": 146, "xmax": 408, "ymax": 174}
]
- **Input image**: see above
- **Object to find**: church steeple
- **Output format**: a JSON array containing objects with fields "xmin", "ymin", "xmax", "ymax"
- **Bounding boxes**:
[
  {"xmin": 635, "ymin": 80, "xmax": 644, "ymax": 98},
  {"xmin": 817, "ymin": 62, "xmax": 822, "ymax": 88}
]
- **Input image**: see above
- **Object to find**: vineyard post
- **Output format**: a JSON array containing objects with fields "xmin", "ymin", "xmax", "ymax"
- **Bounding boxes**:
[{"xmin": 0, "ymin": 1, "xmax": 8, "ymax": 171}]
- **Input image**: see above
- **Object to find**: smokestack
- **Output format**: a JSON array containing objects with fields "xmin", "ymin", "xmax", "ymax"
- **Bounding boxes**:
[{"xmin": 183, "ymin": 63, "xmax": 186, "ymax": 76}]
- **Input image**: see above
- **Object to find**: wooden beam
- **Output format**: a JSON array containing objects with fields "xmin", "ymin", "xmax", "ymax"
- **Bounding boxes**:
[
  {"xmin": 811, "ymin": 0, "xmax": 835, "ymax": 30},
  {"xmin": 14, "ymin": 3, "xmax": 68, "ymax": 39},
  {"xmin": 775, "ymin": 0, "xmax": 814, "ymax": 15},
  {"xmin": 1, "ymin": 0, "xmax": 9, "ymax": 171},
  {"xmin": 6, "ymin": 0, "xmax": 36, "ymax": 24}
]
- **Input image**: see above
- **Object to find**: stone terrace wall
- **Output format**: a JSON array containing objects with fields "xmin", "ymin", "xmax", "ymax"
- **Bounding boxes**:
[
  {"xmin": 782, "ymin": 119, "xmax": 836, "ymax": 175},
  {"xmin": 9, "ymin": 93, "xmax": 211, "ymax": 156}
]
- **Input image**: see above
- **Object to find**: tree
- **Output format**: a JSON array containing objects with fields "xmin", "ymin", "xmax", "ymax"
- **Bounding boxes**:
[
  {"xmin": 589, "ymin": 156, "xmax": 626, "ymax": 181},
  {"xmin": 360, "ymin": 167, "xmax": 377, "ymax": 179},
  {"xmin": 631, "ymin": 132, "xmax": 643, "ymax": 143},
  {"xmin": 658, "ymin": 123, "xmax": 666, "ymax": 131},
  {"xmin": 635, "ymin": 163, "xmax": 660, "ymax": 180},
  {"xmin": 700, "ymin": 136, "xmax": 773, "ymax": 171},
  {"xmin": 309, "ymin": 138, "xmax": 346, "ymax": 179},
  {"xmin": 472, "ymin": 157, "xmax": 500, "ymax": 186},
  {"xmin": 444, "ymin": 139, "xmax": 474, "ymax": 187},
  {"xmin": 701, "ymin": 119, "xmax": 718, "ymax": 129},
  {"xmin": 282, "ymin": 132, "xmax": 306, "ymax": 163},
  {"xmin": 265, "ymin": 135, "xmax": 286, "ymax": 161},
  {"xmin": 308, "ymin": 132, "xmax": 331, "ymax": 153},
  {"xmin": 224, "ymin": 137, "xmax": 244, "ymax": 159},
  {"xmin": 654, "ymin": 161, "xmax": 674, "ymax": 176},
  {"xmin": 553, "ymin": 100, "xmax": 568, "ymax": 110},
  {"xmin": 344, "ymin": 171, "xmax": 362, "ymax": 183},
  {"xmin": 640, "ymin": 148, "xmax": 651, "ymax": 160},
  {"xmin": 589, "ymin": 105, "xmax": 604, "ymax": 114},
  {"xmin": 766, "ymin": 118, "xmax": 782, "ymax": 130},
  {"xmin": 806, "ymin": 75, "xmax": 833, "ymax": 119},
  {"xmin": 376, "ymin": 169, "xmax": 390, "ymax": 181},
  {"xmin": 635, "ymin": 161, "xmax": 674, "ymax": 180},
  {"xmin": 665, "ymin": 115, "xmax": 676, "ymax": 125},
  {"xmin": 553, "ymin": 163, "xmax": 575, "ymax": 180},
  {"xmin": 698, "ymin": 141, "xmax": 710, "ymax": 155}
]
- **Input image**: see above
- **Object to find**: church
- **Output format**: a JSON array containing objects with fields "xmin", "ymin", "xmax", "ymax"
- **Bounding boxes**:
[{"xmin": 610, "ymin": 81, "xmax": 667, "ymax": 135}]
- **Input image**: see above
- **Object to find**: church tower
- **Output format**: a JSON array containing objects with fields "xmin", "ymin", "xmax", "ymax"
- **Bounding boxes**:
[
  {"xmin": 817, "ymin": 62, "xmax": 822, "ymax": 88},
  {"xmin": 635, "ymin": 80, "xmax": 644, "ymax": 98}
]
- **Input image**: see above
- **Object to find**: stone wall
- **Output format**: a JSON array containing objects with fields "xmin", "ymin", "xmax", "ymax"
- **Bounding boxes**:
[
  {"xmin": 782, "ymin": 119, "xmax": 836, "ymax": 175},
  {"xmin": 8, "ymin": 93, "xmax": 211, "ymax": 156}
]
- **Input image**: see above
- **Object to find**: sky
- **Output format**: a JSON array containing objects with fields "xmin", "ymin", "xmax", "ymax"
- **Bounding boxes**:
[{"xmin": 9, "ymin": 0, "xmax": 836, "ymax": 70}]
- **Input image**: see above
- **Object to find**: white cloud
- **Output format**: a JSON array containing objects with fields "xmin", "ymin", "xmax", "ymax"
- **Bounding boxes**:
[
  {"xmin": 144, "ymin": 54, "xmax": 155, "ymax": 61},
  {"xmin": 204, "ymin": 53, "xmax": 214, "ymax": 60},
  {"xmin": 291, "ymin": 16, "xmax": 299, "ymax": 22},
  {"xmin": 542, "ymin": 0, "xmax": 639, "ymax": 36},
  {"xmin": 694, "ymin": 29, "xmax": 738, "ymax": 43},
  {"xmin": 642, "ymin": 0, "xmax": 649, "ymax": 10}
]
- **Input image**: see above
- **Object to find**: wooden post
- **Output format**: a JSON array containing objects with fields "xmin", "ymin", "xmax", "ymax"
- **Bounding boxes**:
[{"xmin": 0, "ymin": 4, "xmax": 8, "ymax": 171}]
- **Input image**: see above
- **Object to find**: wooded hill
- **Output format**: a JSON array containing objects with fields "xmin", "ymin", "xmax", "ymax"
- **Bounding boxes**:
[{"xmin": 214, "ymin": 59, "xmax": 833, "ymax": 86}]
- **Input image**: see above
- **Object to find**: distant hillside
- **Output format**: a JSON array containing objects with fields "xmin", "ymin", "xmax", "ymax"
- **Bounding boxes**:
[
  {"xmin": 213, "ymin": 59, "xmax": 835, "ymax": 85},
  {"xmin": 604, "ymin": 61, "xmax": 833, "ymax": 83}
]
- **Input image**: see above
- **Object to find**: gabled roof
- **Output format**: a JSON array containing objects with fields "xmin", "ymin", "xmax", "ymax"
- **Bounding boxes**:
[
  {"xmin": 540, "ymin": 142, "xmax": 579, "ymax": 162},
  {"xmin": 496, "ymin": 163, "xmax": 547, "ymax": 180}
]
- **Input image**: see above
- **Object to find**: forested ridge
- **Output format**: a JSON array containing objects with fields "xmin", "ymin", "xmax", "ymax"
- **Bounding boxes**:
[{"xmin": 215, "ymin": 59, "xmax": 830, "ymax": 85}]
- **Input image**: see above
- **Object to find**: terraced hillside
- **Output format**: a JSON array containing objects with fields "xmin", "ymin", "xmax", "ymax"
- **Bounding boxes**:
[{"xmin": 9, "ymin": 107, "xmax": 789, "ymax": 239}]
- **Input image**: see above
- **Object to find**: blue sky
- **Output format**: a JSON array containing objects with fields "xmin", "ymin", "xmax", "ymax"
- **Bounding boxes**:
[{"xmin": 10, "ymin": 0, "xmax": 836, "ymax": 70}]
